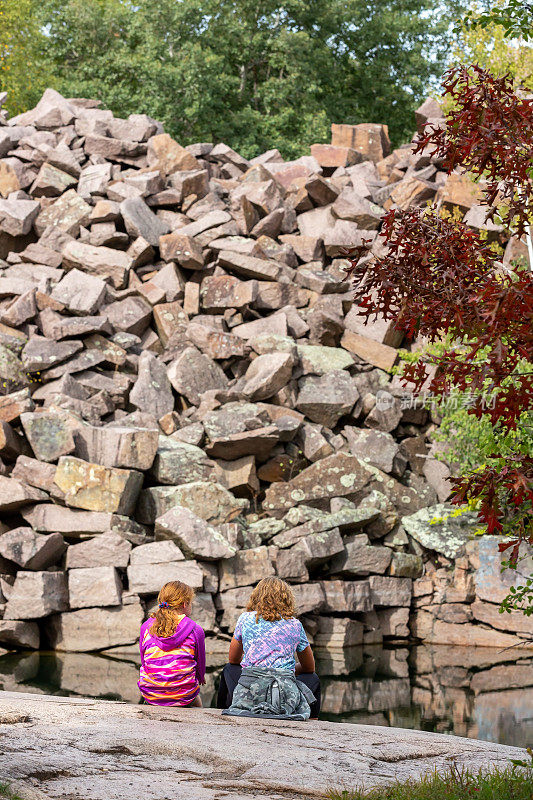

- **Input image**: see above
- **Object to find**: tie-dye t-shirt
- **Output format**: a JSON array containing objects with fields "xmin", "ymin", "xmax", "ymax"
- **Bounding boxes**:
[{"xmin": 234, "ymin": 612, "xmax": 310, "ymax": 670}]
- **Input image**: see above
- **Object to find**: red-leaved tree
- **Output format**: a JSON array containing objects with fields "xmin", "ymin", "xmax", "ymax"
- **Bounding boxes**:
[{"xmin": 347, "ymin": 65, "xmax": 533, "ymax": 566}]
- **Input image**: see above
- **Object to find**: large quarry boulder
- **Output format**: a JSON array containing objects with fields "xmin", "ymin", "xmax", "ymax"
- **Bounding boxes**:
[
  {"xmin": 474, "ymin": 536, "xmax": 533, "ymax": 605},
  {"xmin": 65, "ymin": 532, "xmax": 132, "ymax": 569},
  {"xmin": 137, "ymin": 480, "xmax": 247, "ymax": 524},
  {"xmin": 167, "ymin": 347, "xmax": 228, "ymax": 404},
  {"xmin": 127, "ymin": 560, "xmax": 204, "ymax": 595},
  {"xmin": 74, "ymin": 425, "xmax": 159, "ymax": 471},
  {"xmin": 68, "ymin": 566, "xmax": 122, "ymax": 609},
  {"xmin": 4, "ymin": 571, "xmax": 68, "ymax": 620},
  {"xmin": 155, "ymin": 507, "xmax": 237, "ymax": 561},
  {"xmin": 0, "ymin": 620, "xmax": 40, "ymax": 649},
  {"xmin": 54, "ymin": 456, "xmax": 143, "ymax": 514},
  {"xmin": 0, "ymin": 527, "xmax": 65, "ymax": 570},
  {"xmin": 296, "ymin": 371, "xmax": 358, "ymax": 427},
  {"xmin": 239, "ymin": 352, "xmax": 294, "ymax": 400},
  {"xmin": 46, "ymin": 601, "xmax": 144, "ymax": 651}
]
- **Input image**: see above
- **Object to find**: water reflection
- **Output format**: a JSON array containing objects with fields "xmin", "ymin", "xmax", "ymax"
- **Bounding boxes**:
[{"xmin": 0, "ymin": 644, "xmax": 531, "ymax": 749}]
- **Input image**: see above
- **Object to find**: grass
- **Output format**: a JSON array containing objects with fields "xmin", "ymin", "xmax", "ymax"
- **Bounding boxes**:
[
  {"xmin": 326, "ymin": 764, "xmax": 533, "ymax": 800},
  {"xmin": 0, "ymin": 784, "xmax": 24, "ymax": 800}
]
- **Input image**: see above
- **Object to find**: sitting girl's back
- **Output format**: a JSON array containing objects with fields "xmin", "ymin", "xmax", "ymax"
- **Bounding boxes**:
[
  {"xmin": 234, "ymin": 578, "xmax": 310, "ymax": 670},
  {"xmin": 138, "ymin": 580, "xmax": 205, "ymax": 707},
  {"xmin": 219, "ymin": 577, "xmax": 319, "ymax": 719},
  {"xmin": 235, "ymin": 610, "xmax": 309, "ymax": 671}
]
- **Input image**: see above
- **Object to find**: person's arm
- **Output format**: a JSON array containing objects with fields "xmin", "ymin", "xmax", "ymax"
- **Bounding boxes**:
[
  {"xmin": 194, "ymin": 625, "xmax": 206, "ymax": 685},
  {"xmin": 228, "ymin": 637, "xmax": 243, "ymax": 665},
  {"xmin": 296, "ymin": 645, "xmax": 315, "ymax": 675},
  {"xmin": 295, "ymin": 621, "xmax": 314, "ymax": 675},
  {"xmin": 229, "ymin": 613, "xmax": 245, "ymax": 665},
  {"xmin": 139, "ymin": 620, "xmax": 149, "ymax": 662}
]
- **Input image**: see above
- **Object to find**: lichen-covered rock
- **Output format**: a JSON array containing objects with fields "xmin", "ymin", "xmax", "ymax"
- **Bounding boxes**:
[
  {"xmin": 390, "ymin": 552, "xmax": 423, "ymax": 578},
  {"xmin": 263, "ymin": 453, "xmax": 374, "ymax": 515},
  {"xmin": 150, "ymin": 437, "xmax": 215, "ymax": 485},
  {"xmin": 344, "ymin": 428, "xmax": 403, "ymax": 475},
  {"xmin": 402, "ymin": 503, "xmax": 479, "ymax": 559},
  {"xmin": 21, "ymin": 409, "xmax": 78, "ymax": 463},
  {"xmin": 0, "ymin": 344, "xmax": 29, "ymax": 392},
  {"xmin": 296, "ymin": 344, "xmax": 354, "ymax": 375},
  {"xmin": 296, "ymin": 371, "xmax": 358, "ymax": 428}
]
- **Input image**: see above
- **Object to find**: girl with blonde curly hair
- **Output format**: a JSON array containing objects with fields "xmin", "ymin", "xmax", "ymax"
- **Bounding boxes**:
[
  {"xmin": 138, "ymin": 580, "xmax": 206, "ymax": 708},
  {"xmin": 217, "ymin": 577, "xmax": 321, "ymax": 718}
]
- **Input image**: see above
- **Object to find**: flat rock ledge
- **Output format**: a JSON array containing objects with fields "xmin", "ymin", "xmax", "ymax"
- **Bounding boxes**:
[{"xmin": 0, "ymin": 691, "xmax": 527, "ymax": 800}]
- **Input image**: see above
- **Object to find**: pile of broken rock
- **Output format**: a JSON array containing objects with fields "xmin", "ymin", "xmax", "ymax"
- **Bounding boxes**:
[{"xmin": 0, "ymin": 88, "xmax": 531, "ymax": 659}]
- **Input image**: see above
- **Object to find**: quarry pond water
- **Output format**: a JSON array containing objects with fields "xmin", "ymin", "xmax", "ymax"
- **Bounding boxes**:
[{"xmin": 1, "ymin": 643, "xmax": 532, "ymax": 749}]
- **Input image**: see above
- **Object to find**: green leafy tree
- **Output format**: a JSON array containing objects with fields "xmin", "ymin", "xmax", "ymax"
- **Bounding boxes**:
[
  {"xmin": 453, "ymin": 1, "xmax": 533, "ymax": 90},
  {"xmin": 39, "ymin": 0, "xmax": 460, "ymax": 157},
  {"xmin": 461, "ymin": 0, "xmax": 533, "ymax": 42},
  {"xmin": 0, "ymin": 0, "xmax": 50, "ymax": 114}
]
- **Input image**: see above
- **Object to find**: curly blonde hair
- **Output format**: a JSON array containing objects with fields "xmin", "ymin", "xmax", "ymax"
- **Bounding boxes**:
[
  {"xmin": 246, "ymin": 577, "xmax": 296, "ymax": 622},
  {"xmin": 149, "ymin": 580, "xmax": 195, "ymax": 638}
]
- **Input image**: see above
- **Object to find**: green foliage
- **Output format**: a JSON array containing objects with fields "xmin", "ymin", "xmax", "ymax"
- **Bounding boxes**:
[
  {"xmin": 433, "ymin": 392, "xmax": 533, "ymax": 476},
  {"xmin": 0, "ymin": 0, "xmax": 51, "ymax": 115},
  {"xmin": 460, "ymin": 0, "xmax": 533, "ymax": 42},
  {"xmin": 326, "ymin": 764, "xmax": 533, "ymax": 800},
  {"xmin": 511, "ymin": 748, "xmax": 533, "ymax": 770},
  {"xmin": 396, "ymin": 320, "xmax": 532, "ymax": 534},
  {"xmin": 396, "ymin": 335, "xmax": 533, "ymax": 482},
  {"xmin": 37, "ymin": 0, "xmax": 460, "ymax": 157},
  {"xmin": 452, "ymin": 2, "xmax": 533, "ymax": 91},
  {"xmin": 397, "ymin": 334, "xmax": 533, "ymax": 615},
  {"xmin": 500, "ymin": 573, "xmax": 533, "ymax": 617}
]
